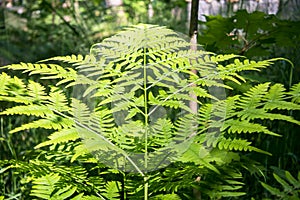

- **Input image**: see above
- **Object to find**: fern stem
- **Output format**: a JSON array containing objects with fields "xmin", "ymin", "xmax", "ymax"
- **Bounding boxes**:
[
  {"xmin": 143, "ymin": 33, "xmax": 149, "ymax": 200},
  {"xmin": 144, "ymin": 176, "xmax": 149, "ymax": 200}
]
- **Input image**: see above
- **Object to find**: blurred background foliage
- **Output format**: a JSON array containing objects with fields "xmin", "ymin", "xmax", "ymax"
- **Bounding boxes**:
[
  {"xmin": 0, "ymin": 0, "xmax": 188, "ymax": 65},
  {"xmin": 0, "ymin": 0, "xmax": 300, "ymax": 199}
]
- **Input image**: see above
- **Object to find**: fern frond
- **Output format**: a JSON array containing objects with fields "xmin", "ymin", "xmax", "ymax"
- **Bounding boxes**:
[
  {"xmin": 0, "ymin": 105, "xmax": 53, "ymax": 117},
  {"xmin": 151, "ymin": 193, "xmax": 182, "ymax": 200},
  {"xmin": 30, "ymin": 173, "xmax": 60, "ymax": 199},
  {"xmin": 149, "ymin": 118, "xmax": 174, "ymax": 147},
  {"xmin": 47, "ymin": 87, "xmax": 70, "ymax": 112},
  {"xmin": 231, "ymin": 83, "xmax": 300, "ymax": 125},
  {"xmin": 0, "ymin": 72, "xmax": 27, "ymax": 96},
  {"xmin": 30, "ymin": 173, "xmax": 78, "ymax": 200},
  {"xmin": 93, "ymin": 24, "xmax": 188, "ymax": 60},
  {"xmin": 222, "ymin": 119, "xmax": 281, "ymax": 136},
  {"xmin": 27, "ymin": 80, "xmax": 47, "ymax": 101},
  {"xmin": 215, "ymin": 137, "xmax": 270, "ymax": 155},
  {"xmin": 0, "ymin": 72, "xmax": 11, "ymax": 96},
  {"xmin": 237, "ymin": 83, "xmax": 270, "ymax": 109},
  {"xmin": 261, "ymin": 170, "xmax": 300, "ymax": 199},
  {"xmin": 289, "ymin": 82, "xmax": 300, "ymax": 103},
  {"xmin": 71, "ymin": 144, "xmax": 91, "ymax": 162},
  {"xmin": 264, "ymin": 84, "xmax": 300, "ymax": 110},
  {"xmin": 0, "ymin": 73, "xmax": 49, "ymax": 104},
  {"xmin": 210, "ymin": 59, "xmax": 276, "ymax": 84},
  {"xmin": 102, "ymin": 181, "xmax": 121, "ymax": 200},
  {"xmin": 39, "ymin": 54, "xmax": 86, "ymax": 64},
  {"xmin": 237, "ymin": 107, "xmax": 300, "ymax": 125},
  {"xmin": 208, "ymin": 54, "xmax": 241, "ymax": 62},
  {"xmin": 9, "ymin": 116, "xmax": 73, "ymax": 134},
  {"xmin": 1, "ymin": 62, "xmax": 77, "ymax": 86},
  {"xmin": 222, "ymin": 59, "xmax": 273, "ymax": 73},
  {"xmin": 35, "ymin": 128, "xmax": 79, "ymax": 148},
  {"xmin": 179, "ymin": 143, "xmax": 220, "ymax": 173}
]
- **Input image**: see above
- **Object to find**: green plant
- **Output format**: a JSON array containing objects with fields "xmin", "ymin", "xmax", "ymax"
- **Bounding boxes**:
[
  {"xmin": 198, "ymin": 11, "xmax": 300, "ymax": 198},
  {"xmin": 260, "ymin": 169, "xmax": 300, "ymax": 199},
  {"xmin": 198, "ymin": 10, "xmax": 300, "ymax": 84},
  {"xmin": 0, "ymin": 24, "xmax": 299, "ymax": 199}
]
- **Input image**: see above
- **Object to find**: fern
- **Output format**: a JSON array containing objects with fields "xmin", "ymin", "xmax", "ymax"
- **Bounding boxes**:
[
  {"xmin": 0, "ymin": 105, "xmax": 53, "ymax": 117},
  {"xmin": 30, "ymin": 173, "xmax": 78, "ymax": 200},
  {"xmin": 261, "ymin": 170, "xmax": 300, "ymax": 200},
  {"xmin": 13, "ymin": 116, "xmax": 73, "ymax": 133},
  {"xmin": 0, "ymin": 63, "xmax": 77, "ymax": 87},
  {"xmin": 222, "ymin": 119, "xmax": 280, "ymax": 136},
  {"xmin": 35, "ymin": 128, "xmax": 79, "ymax": 148},
  {"xmin": 289, "ymin": 82, "xmax": 300, "ymax": 103},
  {"xmin": 102, "ymin": 181, "xmax": 121, "ymax": 200},
  {"xmin": 39, "ymin": 54, "xmax": 86, "ymax": 64},
  {"xmin": 1, "ymin": 24, "xmax": 300, "ymax": 199},
  {"xmin": 264, "ymin": 84, "xmax": 300, "ymax": 110}
]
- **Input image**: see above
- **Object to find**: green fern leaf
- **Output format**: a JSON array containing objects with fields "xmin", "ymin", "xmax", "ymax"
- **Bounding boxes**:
[
  {"xmin": 223, "ymin": 119, "xmax": 281, "ymax": 136},
  {"xmin": 149, "ymin": 118, "xmax": 174, "ymax": 147},
  {"xmin": 237, "ymin": 108, "xmax": 300, "ymax": 125},
  {"xmin": 215, "ymin": 191, "xmax": 246, "ymax": 197},
  {"xmin": 47, "ymin": 87, "xmax": 70, "ymax": 112},
  {"xmin": 52, "ymin": 185, "xmax": 77, "ymax": 199},
  {"xmin": 103, "ymin": 181, "xmax": 120, "ymax": 200},
  {"xmin": 39, "ymin": 54, "xmax": 85, "ymax": 64},
  {"xmin": 260, "ymin": 182, "xmax": 285, "ymax": 196},
  {"xmin": 31, "ymin": 174, "xmax": 78, "ymax": 200},
  {"xmin": 35, "ymin": 128, "xmax": 79, "ymax": 148},
  {"xmin": 71, "ymin": 144, "xmax": 90, "ymax": 162},
  {"xmin": 81, "ymin": 195, "xmax": 103, "ymax": 200},
  {"xmin": 264, "ymin": 84, "xmax": 300, "ymax": 110},
  {"xmin": 180, "ymin": 143, "xmax": 220, "ymax": 173},
  {"xmin": 215, "ymin": 137, "xmax": 270, "ymax": 155},
  {"xmin": 1, "ymin": 62, "xmax": 77, "ymax": 86},
  {"xmin": 209, "ymin": 54, "xmax": 241, "ymax": 62},
  {"xmin": 9, "ymin": 116, "xmax": 73, "ymax": 134},
  {"xmin": 30, "ymin": 173, "xmax": 60, "ymax": 199},
  {"xmin": 285, "ymin": 171, "xmax": 300, "ymax": 188},
  {"xmin": 237, "ymin": 83, "xmax": 270, "ymax": 109},
  {"xmin": 28, "ymin": 80, "xmax": 47, "ymax": 102},
  {"xmin": 0, "ymin": 72, "xmax": 27, "ymax": 96},
  {"xmin": 151, "ymin": 193, "xmax": 182, "ymax": 200},
  {"xmin": 289, "ymin": 82, "xmax": 300, "ymax": 103},
  {"xmin": 273, "ymin": 173, "xmax": 292, "ymax": 192},
  {"xmin": 0, "ymin": 105, "xmax": 53, "ymax": 117}
]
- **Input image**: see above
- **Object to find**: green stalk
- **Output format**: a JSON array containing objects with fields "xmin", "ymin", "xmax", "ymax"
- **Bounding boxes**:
[{"xmin": 143, "ymin": 36, "xmax": 149, "ymax": 200}]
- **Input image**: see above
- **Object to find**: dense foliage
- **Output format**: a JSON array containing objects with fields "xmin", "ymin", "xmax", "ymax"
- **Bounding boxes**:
[
  {"xmin": 198, "ymin": 10, "xmax": 300, "ymax": 199},
  {"xmin": 0, "ymin": 24, "xmax": 299, "ymax": 199}
]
